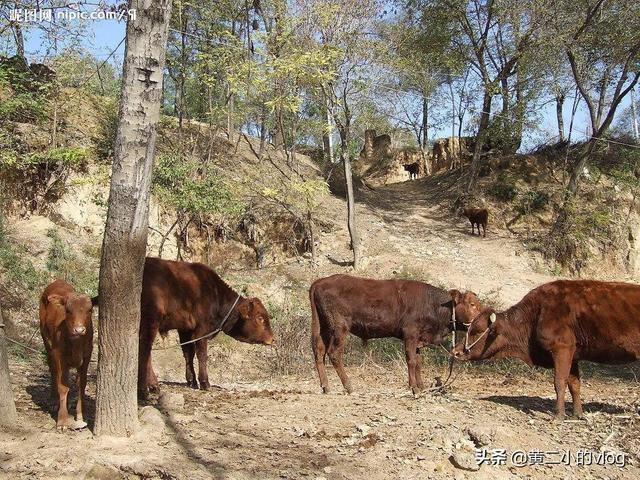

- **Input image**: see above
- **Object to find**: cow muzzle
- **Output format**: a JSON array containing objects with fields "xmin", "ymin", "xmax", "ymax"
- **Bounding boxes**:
[{"xmin": 71, "ymin": 326, "xmax": 87, "ymax": 336}]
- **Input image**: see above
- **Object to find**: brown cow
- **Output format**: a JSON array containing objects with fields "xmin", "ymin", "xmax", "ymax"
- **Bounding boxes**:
[
  {"xmin": 452, "ymin": 280, "xmax": 640, "ymax": 421},
  {"xmin": 403, "ymin": 162, "xmax": 420, "ymax": 180},
  {"xmin": 39, "ymin": 280, "xmax": 96, "ymax": 431},
  {"xmin": 460, "ymin": 207, "xmax": 488, "ymax": 237},
  {"xmin": 310, "ymin": 274, "xmax": 484, "ymax": 394},
  {"xmin": 139, "ymin": 257, "xmax": 275, "ymax": 398}
]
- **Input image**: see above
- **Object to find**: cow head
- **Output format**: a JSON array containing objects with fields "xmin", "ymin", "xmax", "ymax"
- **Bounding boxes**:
[
  {"xmin": 452, "ymin": 308, "xmax": 506, "ymax": 360},
  {"xmin": 448, "ymin": 289, "xmax": 484, "ymax": 327},
  {"xmin": 48, "ymin": 292, "xmax": 94, "ymax": 339},
  {"xmin": 231, "ymin": 297, "xmax": 275, "ymax": 345}
]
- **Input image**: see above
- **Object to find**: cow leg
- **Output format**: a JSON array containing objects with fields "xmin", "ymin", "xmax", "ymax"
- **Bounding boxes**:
[
  {"xmin": 482, "ymin": 222, "xmax": 486, "ymax": 237},
  {"xmin": 415, "ymin": 348, "xmax": 424, "ymax": 391},
  {"xmin": 195, "ymin": 338, "xmax": 210, "ymax": 390},
  {"xmin": 312, "ymin": 331, "xmax": 330, "ymax": 394},
  {"xmin": 551, "ymin": 349, "xmax": 574, "ymax": 421},
  {"xmin": 568, "ymin": 362, "xmax": 584, "ymax": 419},
  {"xmin": 52, "ymin": 353, "xmax": 71, "ymax": 431},
  {"xmin": 469, "ymin": 221, "xmax": 474, "ymax": 235},
  {"xmin": 179, "ymin": 331, "xmax": 198, "ymax": 389},
  {"xmin": 138, "ymin": 323, "xmax": 157, "ymax": 400},
  {"xmin": 147, "ymin": 361, "xmax": 160, "ymax": 393},
  {"xmin": 327, "ymin": 331, "xmax": 352, "ymax": 394},
  {"xmin": 75, "ymin": 360, "xmax": 89, "ymax": 425},
  {"xmin": 404, "ymin": 339, "xmax": 420, "ymax": 395}
]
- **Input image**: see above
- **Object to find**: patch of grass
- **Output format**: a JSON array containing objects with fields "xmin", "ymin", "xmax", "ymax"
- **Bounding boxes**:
[
  {"xmin": 0, "ymin": 212, "xmax": 45, "ymax": 293},
  {"xmin": 45, "ymin": 228, "xmax": 98, "ymax": 296},
  {"xmin": 486, "ymin": 173, "xmax": 518, "ymax": 202}
]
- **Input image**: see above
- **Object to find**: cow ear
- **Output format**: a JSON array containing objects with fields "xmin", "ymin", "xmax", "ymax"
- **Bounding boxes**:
[
  {"xmin": 91, "ymin": 296, "xmax": 99, "ymax": 307},
  {"xmin": 47, "ymin": 294, "xmax": 65, "ymax": 306},
  {"xmin": 448, "ymin": 289, "xmax": 462, "ymax": 305},
  {"xmin": 489, "ymin": 312, "xmax": 497, "ymax": 324}
]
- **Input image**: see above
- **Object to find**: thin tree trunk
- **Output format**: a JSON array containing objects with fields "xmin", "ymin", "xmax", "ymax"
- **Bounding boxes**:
[
  {"xmin": 322, "ymin": 99, "xmax": 334, "ymax": 163},
  {"xmin": 631, "ymin": 88, "xmax": 639, "ymax": 142},
  {"xmin": 421, "ymin": 96, "xmax": 429, "ymax": 149},
  {"xmin": 95, "ymin": 0, "xmax": 172, "ymax": 437},
  {"xmin": 466, "ymin": 89, "xmax": 493, "ymax": 193},
  {"xmin": 227, "ymin": 86, "xmax": 235, "ymax": 141},
  {"xmin": 178, "ymin": 4, "xmax": 188, "ymax": 133},
  {"xmin": 341, "ymin": 140, "xmax": 360, "ymax": 270},
  {"xmin": 556, "ymin": 94, "xmax": 565, "ymax": 142},
  {"xmin": 12, "ymin": 2, "xmax": 26, "ymax": 64},
  {"xmin": 0, "ymin": 305, "xmax": 18, "ymax": 427}
]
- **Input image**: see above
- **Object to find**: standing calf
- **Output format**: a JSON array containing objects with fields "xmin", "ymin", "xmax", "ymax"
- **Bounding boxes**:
[
  {"xmin": 460, "ymin": 207, "xmax": 488, "ymax": 237},
  {"xmin": 39, "ymin": 280, "xmax": 96, "ymax": 431},
  {"xmin": 310, "ymin": 274, "xmax": 484, "ymax": 394}
]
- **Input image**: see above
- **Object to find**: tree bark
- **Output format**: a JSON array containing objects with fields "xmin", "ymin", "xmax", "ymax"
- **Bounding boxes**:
[
  {"xmin": 322, "ymin": 98, "xmax": 334, "ymax": 163},
  {"xmin": 556, "ymin": 94, "xmax": 565, "ymax": 142},
  {"xmin": 0, "ymin": 305, "xmax": 18, "ymax": 427},
  {"xmin": 421, "ymin": 96, "xmax": 429, "ymax": 149},
  {"xmin": 631, "ymin": 88, "xmax": 639, "ymax": 142},
  {"xmin": 95, "ymin": 0, "xmax": 172, "ymax": 437},
  {"xmin": 341, "ymin": 140, "xmax": 360, "ymax": 270},
  {"xmin": 466, "ymin": 89, "xmax": 493, "ymax": 193}
]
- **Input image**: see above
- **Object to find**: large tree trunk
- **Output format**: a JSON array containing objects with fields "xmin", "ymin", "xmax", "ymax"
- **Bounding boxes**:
[
  {"xmin": 466, "ymin": 89, "xmax": 493, "ymax": 193},
  {"xmin": 0, "ymin": 306, "xmax": 18, "ymax": 427},
  {"xmin": 556, "ymin": 93, "xmax": 565, "ymax": 142},
  {"xmin": 95, "ymin": 0, "xmax": 172, "ymax": 437}
]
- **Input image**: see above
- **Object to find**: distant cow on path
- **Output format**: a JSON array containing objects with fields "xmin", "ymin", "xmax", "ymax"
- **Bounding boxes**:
[
  {"xmin": 139, "ymin": 257, "xmax": 275, "ymax": 399},
  {"xmin": 310, "ymin": 274, "xmax": 483, "ymax": 394},
  {"xmin": 460, "ymin": 207, "xmax": 488, "ymax": 237},
  {"xmin": 453, "ymin": 280, "xmax": 640, "ymax": 420},
  {"xmin": 39, "ymin": 280, "xmax": 96, "ymax": 431},
  {"xmin": 403, "ymin": 162, "xmax": 420, "ymax": 180}
]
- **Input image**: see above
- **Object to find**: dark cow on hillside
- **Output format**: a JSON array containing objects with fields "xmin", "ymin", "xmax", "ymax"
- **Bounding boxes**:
[
  {"xmin": 459, "ymin": 207, "xmax": 488, "ymax": 237},
  {"xmin": 139, "ymin": 257, "xmax": 275, "ymax": 399},
  {"xmin": 310, "ymin": 274, "xmax": 484, "ymax": 394},
  {"xmin": 403, "ymin": 162, "xmax": 420, "ymax": 180},
  {"xmin": 39, "ymin": 280, "xmax": 96, "ymax": 431},
  {"xmin": 452, "ymin": 280, "xmax": 640, "ymax": 421}
]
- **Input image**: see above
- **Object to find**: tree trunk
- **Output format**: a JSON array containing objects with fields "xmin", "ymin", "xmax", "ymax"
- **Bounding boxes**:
[
  {"xmin": 341, "ymin": 141, "xmax": 360, "ymax": 270},
  {"xmin": 631, "ymin": 88, "xmax": 639, "ymax": 142},
  {"xmin": 322, "ymin": 99, "xmax": 334, "ymax": 163},
  {"xmin": 556, "ymin": 94, "xmax": 565, "ymax": 142},
  {"xmin": 421, "ymin": 96, "xmax": 429, "ymax": 149},
  {"xmin": 12, "ymin": 1, "xmax": 26, "ymax": 64},
  {"xmin": 95, "ymin": 0, "xmax": 172, "ymax": 437},
  {"xmin": 227, "ymin": 86, "xmax": 235, "ymax": 141},
  {"xmin": 177, "ymin": 3, "xmax": 188, "ymax": 133},
  {"xmin": 0, "ymin": 306, "xmax": 18, "ymax": 427},
  {"xmin": 466, "ymin": 89, "xmax": 493, "ymax": 193}
]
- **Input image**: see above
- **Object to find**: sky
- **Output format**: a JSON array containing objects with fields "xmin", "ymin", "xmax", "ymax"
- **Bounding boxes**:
[{"xmin": 8, "ymin": 2, "xmax": 636, "ymax": 152}]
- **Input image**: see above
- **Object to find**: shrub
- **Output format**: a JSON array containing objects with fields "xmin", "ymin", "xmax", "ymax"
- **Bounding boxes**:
[
  {"xmin": 486, "ymin": 174, "xmax": 518, "ymax": 202},
  {"xmin": 516, "ymin": 190, "xmax": 549, "ymax": 215},
  {"xmin": 0, "ymin": 211, "xmax": 44, "ymax": 293}
]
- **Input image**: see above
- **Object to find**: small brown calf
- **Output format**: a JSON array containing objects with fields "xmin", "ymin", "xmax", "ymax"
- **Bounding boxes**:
[
  {"xmin": 39, "ymin": 280, "xmax": 96, "ymax": 431},
  {"xmin": 460, "ymin": 208, "xmax": 488, "ymax": 237}
]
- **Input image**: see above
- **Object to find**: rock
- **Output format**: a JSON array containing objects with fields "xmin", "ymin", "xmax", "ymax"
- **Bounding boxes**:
[
  {"xmin": 465, "ymin": 426, "xmax": 493, "ymax": 447},
  {"xmin": 356, "ymin": 424, "xmax": 371, "ymax": 436},
  {"xmin": 450, "ymin": 448, "xmax": 480, "ymax": 472},
  {"xmin": 159, "ymin": 392, "xmax": 185, "ymax": 412},
  {"xmin": 135, "ymin": 406, "xmax": 165, "ymax": 441},
  {"xmin": 85, "ymin": 463, "xmax": 124, "ymax": 480}
]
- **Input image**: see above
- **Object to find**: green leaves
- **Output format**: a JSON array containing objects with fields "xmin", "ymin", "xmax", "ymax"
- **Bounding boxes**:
[{"xmin": 153, "ymin": 152, "xmax": 245, "ymax": 218}]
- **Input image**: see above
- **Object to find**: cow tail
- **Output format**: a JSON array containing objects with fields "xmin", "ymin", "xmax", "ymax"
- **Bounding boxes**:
[{"xmin": 309, "ymin": 283, "xmax": 327, "ymax": 363}]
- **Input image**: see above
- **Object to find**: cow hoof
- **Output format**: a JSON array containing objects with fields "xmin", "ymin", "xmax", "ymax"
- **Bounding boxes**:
[
  {"xmin": 71, "ymin": 419, "xmax": 88, "ymax": 430},
  {"xmin": 344, "ymin": 385, "xmax": 353, "ymax": 395},
  {"xmin": 187, "ymin": 381, "xmax": 198, "ymax": 389},
  {"xmin": 572, "ymin": 412, "xmax": 585, "ymax": 420},
  {"xmin": 321, "ymin": 386, "xmax": 329, "ymax": 394},
  {"xmin": 148, "ymin": 384, "xmax": 160, "ymax": 394},
  {"xmin": 138, "ymin": 390, "xmax": 150, "ymax": 402},
  {"xmin": 551, "ymin": 414, "xmax": 565, "ymax": 423},
  {"xmin": 199, "ymin": 382, "xmax": 210, "ymax": 391}
]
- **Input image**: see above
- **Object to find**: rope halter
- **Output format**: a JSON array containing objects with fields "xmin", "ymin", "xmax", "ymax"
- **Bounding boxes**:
[{"xmin": 463, "ymin": 312, "xmax": 496, "ymax": 353}]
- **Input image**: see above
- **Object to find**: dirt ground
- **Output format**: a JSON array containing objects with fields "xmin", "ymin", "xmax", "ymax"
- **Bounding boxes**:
[
  {"xmin": 2, "ymin": 345, "xmax": 639, "ymax": 480},
  {"xmin": 2, "ymin": 172, "xmax": 639, "ymax": 479}
]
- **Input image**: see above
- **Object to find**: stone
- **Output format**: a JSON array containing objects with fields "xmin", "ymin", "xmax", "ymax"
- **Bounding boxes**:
[
  {"xmin": 85, "ymin": 463, "xmax": 124, "ymax": 480},
  {"xmin": 450, "ymin": 448, "xmax": 480, "ymax": 472}
]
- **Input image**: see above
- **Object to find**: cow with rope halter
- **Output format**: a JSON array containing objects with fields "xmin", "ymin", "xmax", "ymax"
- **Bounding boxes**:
[
  {"xmin": 310, "ymin": 274, "xmax": 484, "ymax": 395},
  {"xmin": 452, "ymin": 279, "xmax": 640, "ymax": 421},
  {"xmin": 138, "ymin": 257, "xmax": 274, "ymax": 399}
]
